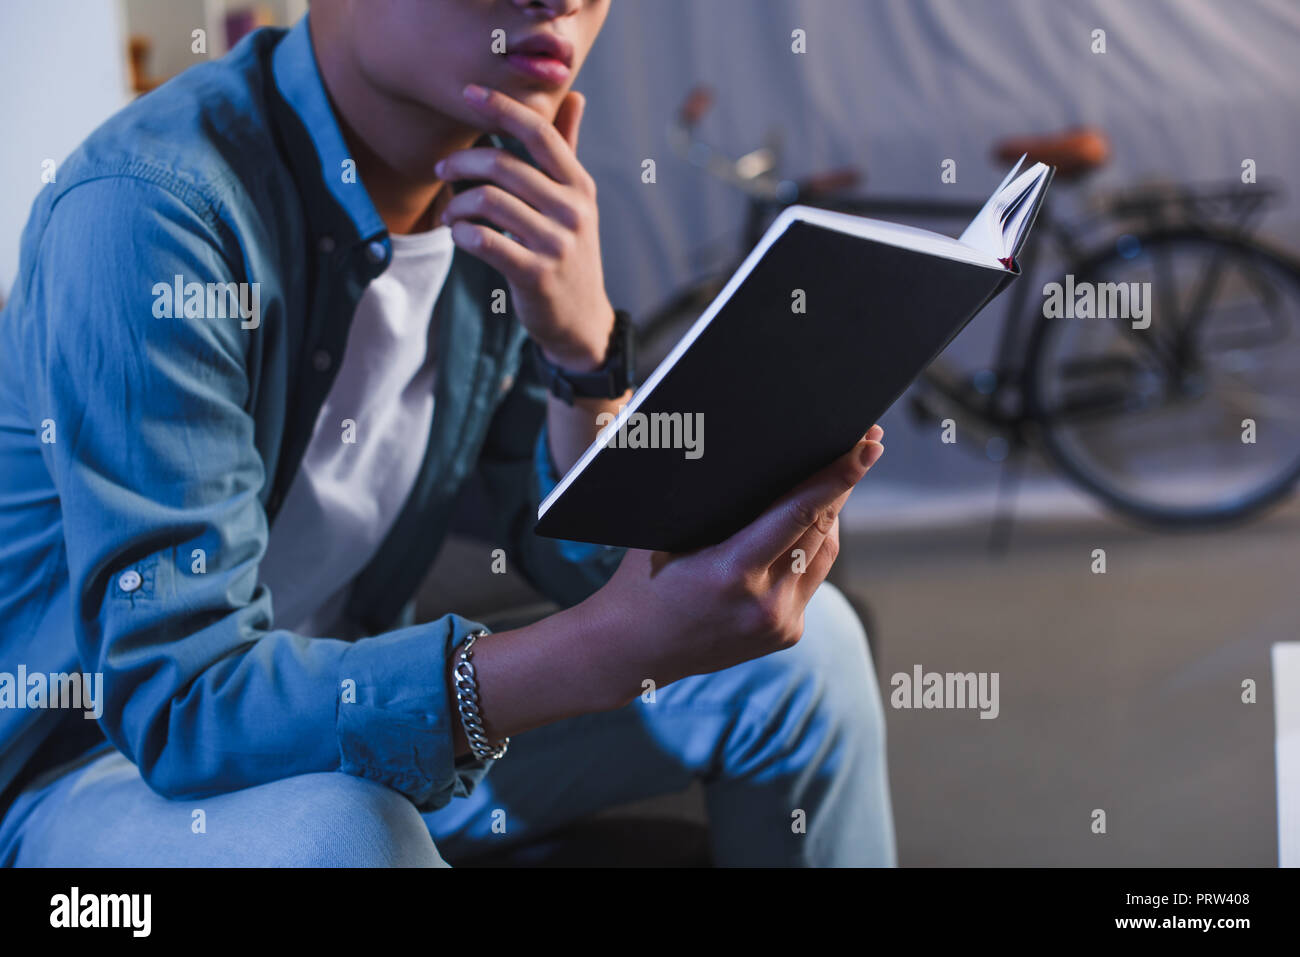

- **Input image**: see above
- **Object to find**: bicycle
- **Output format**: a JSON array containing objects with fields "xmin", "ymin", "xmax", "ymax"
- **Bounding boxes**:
[{"xmin": 637, "ymin": 88, "xmax": 1300, "ymax": 541}]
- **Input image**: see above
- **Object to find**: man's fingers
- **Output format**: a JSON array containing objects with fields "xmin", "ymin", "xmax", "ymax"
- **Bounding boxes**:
[
  {"xmin": 779, "ymin": 482, "xmax": 851, "ymax": 582},
  {"xmin": 553, "ymin": 90, "xmax": 585, "ymax": 152},
  {"xmin": 442, "ymin": 185, "xmax": 567, "ymax": 256},
  {"xmin": 435, "ymin": 148, "xmax": 569, "ymax": 219},
  {"xmin": 462, "ymin": 84, "xmax": 583, "ymax": 185},
  {"xmin": 734, "ymin": 434, "xmax": 884, "ymax": 570},
  {"xmin": 793, "ymin": 514, "xmax": 840, "ymax": 602},
  {"xmin": 448, "ymin": 220, "xmax": 538, "ymax": 280}
]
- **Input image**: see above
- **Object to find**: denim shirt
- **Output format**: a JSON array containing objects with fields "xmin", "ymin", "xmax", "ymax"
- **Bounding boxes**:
[{"xmin": 0, "ymin": 17, "xmax": 623, "ymax": 816}]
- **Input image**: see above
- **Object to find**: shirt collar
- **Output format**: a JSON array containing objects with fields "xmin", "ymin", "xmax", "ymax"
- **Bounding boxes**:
[
  {"xmin": 271, "ymin": 14, "xmax": 387, "ymax": 247},
  {"xmin": 271, "ymin": 15, "xmax": 516, "ymax": 265}
]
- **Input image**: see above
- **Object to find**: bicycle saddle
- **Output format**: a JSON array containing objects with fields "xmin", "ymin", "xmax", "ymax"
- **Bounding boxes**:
[{"xmin": 992, "ymin": 127, "xmax": 1111, "ymax": 181}]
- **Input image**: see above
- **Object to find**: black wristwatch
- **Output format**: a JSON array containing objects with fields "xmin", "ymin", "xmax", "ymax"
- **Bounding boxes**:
[{"xmin": 535, "ymin": 309, "xmax": 635, "ymax": 405}]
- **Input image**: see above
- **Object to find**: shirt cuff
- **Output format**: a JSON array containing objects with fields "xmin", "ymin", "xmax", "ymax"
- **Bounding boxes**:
[{"xmin": 335, "ymin": 614, "xmax": 495, "ymax": 812}]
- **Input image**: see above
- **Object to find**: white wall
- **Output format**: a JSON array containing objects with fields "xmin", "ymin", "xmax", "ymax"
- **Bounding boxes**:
[{"xmin": 0, "ymin": 0, "xmax": 130, "ymax": 298}]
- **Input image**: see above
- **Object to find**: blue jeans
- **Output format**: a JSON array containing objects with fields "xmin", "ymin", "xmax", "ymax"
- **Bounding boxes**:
[{"xmin": 0, "ymin": 584, "xmax": 895, "ymax": 867}]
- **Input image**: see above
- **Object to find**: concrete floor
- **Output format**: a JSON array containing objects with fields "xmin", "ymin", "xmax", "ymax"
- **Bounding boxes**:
[{"xmin": 841, "ymin": 494, "xmax": 1298, "ymax": 866}]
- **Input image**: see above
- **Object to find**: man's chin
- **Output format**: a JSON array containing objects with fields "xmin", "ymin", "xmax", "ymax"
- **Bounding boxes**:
[
  {"xmin": 437, "ymin": 84, "xmax": 563, "ymax": 138},
  {"xmin": 500, "ymin": 85, "xmax": 565, "ymax": 121}
]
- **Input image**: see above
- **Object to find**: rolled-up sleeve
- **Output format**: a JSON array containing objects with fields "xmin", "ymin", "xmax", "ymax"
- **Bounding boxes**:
[
  {"xmin": 25, "ymin": 176, "xmax": 482, "ymax": 811},
  {"xmin": 337, "ymin": 621, "xmax": 494, "ymax": 806}
]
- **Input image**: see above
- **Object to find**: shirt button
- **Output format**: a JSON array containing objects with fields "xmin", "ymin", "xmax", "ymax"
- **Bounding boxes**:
[
  {"xmin": 318, "ymin": 236, "xmax": 336, "ymax": 254},
  {"xmin": 365, "ymin": 240, "xmax": 387, "ymax": 265},
  {"xmin": 313, "ymin": 349, "xmax": 332, "ymax": 372},
  {"xmin": 500, "ymin": 374, "xmax": 514, "ymax": 394},
  {"xmin": 118, "ymin": 569, "xmax": 142, "ymax": 593}
]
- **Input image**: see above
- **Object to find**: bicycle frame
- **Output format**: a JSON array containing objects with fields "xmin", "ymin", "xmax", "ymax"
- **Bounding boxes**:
[
  {"xmin": 655, "ymin": 89, "xmax": 1300, "ymax": 531},
  {"xmin": 909, "ymin": 182, "xmax": 1286, "ymax": 444},
  {"xmin": 656, "ymin": 153, "xmax": 1288, "ymax": 452}
]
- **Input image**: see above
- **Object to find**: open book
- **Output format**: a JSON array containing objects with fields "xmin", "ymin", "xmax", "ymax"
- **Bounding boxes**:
[
  {"xmin": 787, "ymin": 155, "xmax": 1052, "ymax": 274},
  {"xmin": 536, "ymin": 157, "xmax": 1054, "ymax": 551}
]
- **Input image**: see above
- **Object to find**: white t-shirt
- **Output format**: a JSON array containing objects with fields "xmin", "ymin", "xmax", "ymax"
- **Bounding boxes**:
[{"xmin": 259, "ymin": 226, "xmax": 455, "ymax": 637}]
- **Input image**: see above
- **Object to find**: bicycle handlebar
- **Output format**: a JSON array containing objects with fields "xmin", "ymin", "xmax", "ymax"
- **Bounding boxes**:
[{"xmin": 668, "ymin": 84, "xmax": 862, "ymax": 205}]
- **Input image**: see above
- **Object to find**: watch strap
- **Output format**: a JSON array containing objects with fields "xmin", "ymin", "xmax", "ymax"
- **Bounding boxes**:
[{"xmin": 537, "ymin": 309, "xmax": 635, "ymax": 403}]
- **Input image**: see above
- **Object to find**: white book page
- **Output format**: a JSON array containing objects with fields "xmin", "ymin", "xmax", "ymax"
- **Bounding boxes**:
[
  {"xmin": 959, "ymin": 158, "xmax": 1051, "ymax": 261},
  {"xmin": 796, "ymin": 158, "xmax": 1050, "ymax": 272},
  {"xmin": 998, "ymin": 166, "xmax": 1051, "ymax": 257},
  {"xmin": 959, "ymin": 153, "xmax": 1026, "ymax": 251},
  {"xmin": 787, "ymin": 205, "xmax": 1007, "ymax": 271}
]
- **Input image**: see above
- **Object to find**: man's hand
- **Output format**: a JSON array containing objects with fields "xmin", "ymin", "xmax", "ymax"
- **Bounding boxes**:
[
  {"xmin": 445, "ymin": 426, "xmax": 885, "ymax": 752},
  {"xmin": 436, "ymin": 84, "xmax": 614, "ymax": 372},
  {"xmin": 577, "ymin": 426, "xmax": 887, "ymax": 706}
]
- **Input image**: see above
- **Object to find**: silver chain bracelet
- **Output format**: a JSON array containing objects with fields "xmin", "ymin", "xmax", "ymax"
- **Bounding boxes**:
[{"xmin": 452, "ymin": 629, "xmax": 509, "ymax": 761}]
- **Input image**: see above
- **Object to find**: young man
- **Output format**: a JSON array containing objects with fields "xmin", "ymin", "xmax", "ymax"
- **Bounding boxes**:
[{"xmin": 0, "ymin": 0, "xmax": 894, "ymax": 866}]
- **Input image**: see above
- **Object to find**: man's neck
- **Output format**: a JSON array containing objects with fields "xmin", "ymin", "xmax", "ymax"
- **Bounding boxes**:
[{"xmin": 310, "ymin": 16, "xmax": 479, "ymax": 235}]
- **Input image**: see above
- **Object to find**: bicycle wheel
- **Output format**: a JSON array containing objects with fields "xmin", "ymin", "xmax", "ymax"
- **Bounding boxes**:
[{"xmin": 1024, "ymin": 228, "xmax": 1300, "ymax": 526}]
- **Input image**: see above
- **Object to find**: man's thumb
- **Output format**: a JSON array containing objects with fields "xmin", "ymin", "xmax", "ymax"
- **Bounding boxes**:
[{"xmin": 554, "ymin": 90, "xmax": 585, "ymax": 151}]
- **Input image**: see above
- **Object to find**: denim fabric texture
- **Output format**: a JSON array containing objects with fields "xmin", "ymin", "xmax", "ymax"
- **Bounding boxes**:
[{"xmin": 0, "ymin": 17, "xmax": 622, "ymax": 819}]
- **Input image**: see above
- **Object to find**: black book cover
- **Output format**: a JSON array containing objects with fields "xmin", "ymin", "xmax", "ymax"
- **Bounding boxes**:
[{"xmin": 535, "ymin": 217, "xmax": 1021, "ymax": 553}]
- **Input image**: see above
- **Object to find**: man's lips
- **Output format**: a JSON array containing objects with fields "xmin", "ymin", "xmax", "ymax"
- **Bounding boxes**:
[
  {"xmin": 502, "ymin": 33, "xmax": 574, "ymax": 86},
  {"xmin": 508, "ymin": 33, "xmax": 574, "ymax": 66}
]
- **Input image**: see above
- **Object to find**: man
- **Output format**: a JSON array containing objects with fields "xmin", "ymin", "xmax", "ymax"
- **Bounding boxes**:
[{"xmin": 0, "ymin": 0, "xmax": 894, "ymax": 866}]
